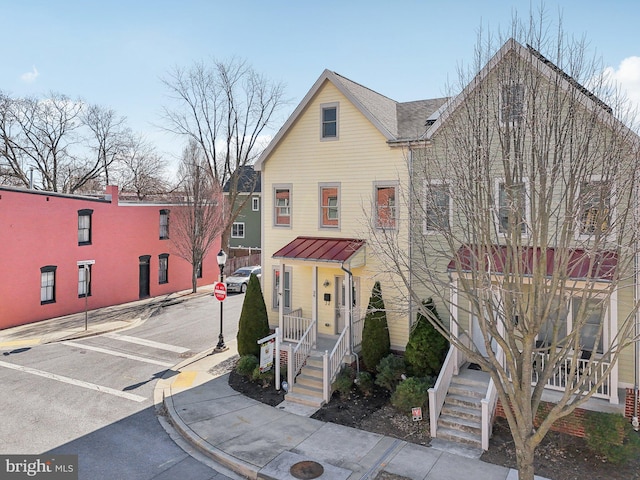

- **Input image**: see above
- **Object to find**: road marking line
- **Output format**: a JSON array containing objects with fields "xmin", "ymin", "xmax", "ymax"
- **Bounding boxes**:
[
  {"xmin": 103, "ymin": 333, "xmax": 190, "ymax": 354},
  {"xmin": 172, "ymin": 371, "xmax": 197, "ymax": 388},
  {"xmin": 63, "ymin": 341, "xmax": 174, "ymax": 367},
  {"xmin": 0, "ymin": 360, "xmax": 146, "ymax": 402}
]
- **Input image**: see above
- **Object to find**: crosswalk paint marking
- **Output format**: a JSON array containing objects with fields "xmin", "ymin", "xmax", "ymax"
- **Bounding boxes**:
[
  {"xmin": 63, "ymin": 341, "xmax": 174, "ymax": 367},
  {"xmin": 0, "ymin": 360, "xmax": 146, "ymax": 402},
  {"xmin": 103, "ymin": 333, "xmax": 190, "ymax": 354}
]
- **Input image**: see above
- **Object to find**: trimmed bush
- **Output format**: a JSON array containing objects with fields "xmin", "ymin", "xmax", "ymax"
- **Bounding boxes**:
[
  {"xmin": 405, "ymin": 298, "xmax": 449, "ymax": 377},
  {"xmin": 361, "ymin": 281, "xmax": 390, "ymax": 371},
  {"xmin": 355, "ymin": 371, "xmax": 374, "ymax": 396},
  {"xmin": 332, "ymin": 366, "xmax": 355, "ymax": 400},
  {"xmin": 375, "ymin": 354, "xmax": 406, "ymax": 392},
  {"xmin": 237, "ymin": 274, "xmax": 271, "ymax": 357},
  {"xmin": 585, "ymin": 411, "xmax": 640, "ymax": 463},
  {"xmin": 390, "ymin": 377, "xmax": 433, "ymax": 414},
  {"xmin": 236, "ymin": 355, "xmax": 259, "ymax": 377}
]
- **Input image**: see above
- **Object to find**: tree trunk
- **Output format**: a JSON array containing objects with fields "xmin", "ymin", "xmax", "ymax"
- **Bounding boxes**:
[
  {"xmin": 514, "ymin": 443, "xmax": 536, "ymax": 480},
  {"xmin": 191, "ymin": 266, "xmax": 198, "ymax": 293}
]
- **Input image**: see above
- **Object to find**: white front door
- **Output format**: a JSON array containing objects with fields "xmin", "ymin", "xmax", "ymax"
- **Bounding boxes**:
[{"xmin": 335, "ymin": 276, "xmax": 359, "ymax": 335}]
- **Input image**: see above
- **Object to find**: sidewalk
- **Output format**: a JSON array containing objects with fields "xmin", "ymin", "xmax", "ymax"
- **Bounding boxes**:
[
  {"xmin": 157, "ymin": 344, "xmax": 550, "ymax": 480},
  {"xmin": 0, "ymin": 286, "xmax": 213, "ymax": 349}
]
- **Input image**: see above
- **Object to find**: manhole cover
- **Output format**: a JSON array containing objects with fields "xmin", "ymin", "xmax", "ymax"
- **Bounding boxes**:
[{"xmin": 290, "ymin": 460, "xmax": 324, "ymax": 479}]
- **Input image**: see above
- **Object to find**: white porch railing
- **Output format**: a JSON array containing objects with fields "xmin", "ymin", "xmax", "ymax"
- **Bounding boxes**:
[
  {"xmin": 481, "ymin": 378, "xmax": 498, "ymax": 450},
  {"xmin": 532, "ymin": 352, "xmax": 611, "ymax": 399},
  {"xmin": 282, "ymin": 308, "xmax": 309, "ymax": 343},
  {"xmin": 428, "ymin": 334, "xmax": 471, "ymax": 439},
  {"xmin": 286, "ymin": 317, "xmax": 317, "ymax": 388},
  {"xmin": 323, "ymin": 324, "xmax": 350, "ymax": 403}
]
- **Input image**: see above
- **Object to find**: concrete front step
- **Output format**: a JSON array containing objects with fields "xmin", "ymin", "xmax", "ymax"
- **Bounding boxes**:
[
  {"xmin": 444, "ymin": 393, "xmax": 482, "ymax": 410},
  {"xmin": 441, "ymin": 403, "xmax": 481, "ymax": 422},
  {"xmin": 438, "ymin": 414, "xmax": 481, "ymax": 436},
  {"xmin": 284, "ymin": 389, "xmax": 325, "ymax": 408},
  {"xmin": 296, "ymin": 372, "xmax": 323, "ymax": 390},
  {"xmin": 437, "ymin": 426, "xmax": 482, "ymax": 449},
  {"xmin": 448, "ymin": 381, "xmax": 489, "ymax": 399}
]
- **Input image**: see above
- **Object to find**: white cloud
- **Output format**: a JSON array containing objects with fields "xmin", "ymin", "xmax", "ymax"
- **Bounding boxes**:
[
  {"xmin": 20, "ymin": 66, "xmax": 39, "ymax": 83},
  {"xmin": 603, "ymin": 56, "xmax": 640, "ymax": 111}
]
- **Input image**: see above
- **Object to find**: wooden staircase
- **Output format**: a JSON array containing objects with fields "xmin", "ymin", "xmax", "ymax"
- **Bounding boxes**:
[
  {"xmin": 285, "ymin": 352, "xmax": 326, "ymax": 408},
  {"xmin": 436, "ymin": 366, "xmax": 491, "ymax": 449}
]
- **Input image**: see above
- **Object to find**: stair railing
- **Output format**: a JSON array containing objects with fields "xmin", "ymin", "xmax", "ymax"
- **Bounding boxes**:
[
  {"xmin": 286, "ymin": 318, "xmax": 317, "ymax": 388},
  {"xmin": 481, "ymin": 378, "xmax": 498, "ymax": 450},
  {"xmin": 322, "ymin": 324, "xmax": 350, "ymax": 402},
  {"xmin": 428, "ymin": 344, "xmax": 456, "ymax": 438}
]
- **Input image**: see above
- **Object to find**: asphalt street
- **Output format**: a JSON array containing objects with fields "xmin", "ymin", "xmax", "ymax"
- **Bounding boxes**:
[{"xmin": 0, "ymin": 292, "xmax": 246, "ymax": 480}]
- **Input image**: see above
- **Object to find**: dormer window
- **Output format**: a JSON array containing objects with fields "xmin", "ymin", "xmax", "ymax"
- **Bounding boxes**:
[
  {"xmin": 500, "ymin": 84, "xmax": 524, "ymax": 124},
  {"xmin": 321, "ymin": 103, "xmax": 338, "ymax": 140}
]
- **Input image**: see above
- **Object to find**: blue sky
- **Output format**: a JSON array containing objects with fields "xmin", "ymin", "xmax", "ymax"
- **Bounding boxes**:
[{"xmin": 2, "ymin": 1, "xmax": 639, "ymax": 165}]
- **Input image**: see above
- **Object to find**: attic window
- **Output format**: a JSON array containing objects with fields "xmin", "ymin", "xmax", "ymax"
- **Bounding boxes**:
[
  {"xmin": 321, "ymin": 103, "xmax": 338, "ymax": 140},
  {"xmin": 500, "ymin": 84, "xmax": 524, "ymax": 124}
]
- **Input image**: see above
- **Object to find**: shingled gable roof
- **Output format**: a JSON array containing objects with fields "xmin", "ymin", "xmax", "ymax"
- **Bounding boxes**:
[
  {"xmin": 255, "ymin": 69, "xmax": 447, "ymax": 170},
  {"xmin": 424, "ymin": 38, "xmax": 617, "ymax": 140}
]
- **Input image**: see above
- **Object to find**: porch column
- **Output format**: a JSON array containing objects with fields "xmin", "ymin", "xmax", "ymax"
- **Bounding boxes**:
[
  {"xmin": 278, "ymin": 262, "xmax": 285, "ymax": 335},
  {"xmin": 345, "ymin": 271, "xmax": 353, "ymax": 351},
  {"xmin": 450, "ymin": 275, "xmax": 459, "ymax": 375},
  {"xmin": 609, "ymin": 288, "xmax": 619, "ymax": 404},
  {"xmin": 312, "ymin": 265, "xmax": 318, "ymax": 327}
]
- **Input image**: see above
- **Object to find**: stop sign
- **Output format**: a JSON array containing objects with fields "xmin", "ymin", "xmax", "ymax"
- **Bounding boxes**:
[{"xmin": 213, "ymin": 282, "xmax": 227, "ymax": 301}]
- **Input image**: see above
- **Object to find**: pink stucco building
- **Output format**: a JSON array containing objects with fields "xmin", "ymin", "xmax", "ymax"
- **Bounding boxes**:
[{"xmin": 0, "ymin": 185, "xmax": 220, "ymax": 329}]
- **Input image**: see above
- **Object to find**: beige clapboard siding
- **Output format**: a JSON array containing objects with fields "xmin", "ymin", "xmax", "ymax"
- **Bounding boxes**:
[{"xmin": 262, "ymin": 80, "xmax": 411, "ymax": 348}]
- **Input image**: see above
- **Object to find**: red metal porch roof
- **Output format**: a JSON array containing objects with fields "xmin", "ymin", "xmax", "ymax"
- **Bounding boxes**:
[
  {"xmin": 448, "ymin": 245, "xmax": 618, "ymax": 282},
  {"xmin": 272, "ymin": 236, "xmax": 365, "ymax": 263}
]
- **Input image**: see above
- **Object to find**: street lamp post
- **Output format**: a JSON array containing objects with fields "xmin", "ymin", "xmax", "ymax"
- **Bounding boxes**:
[{"xmin": 214, "ymin": 249, "xmax": 228, "ymax": 352}]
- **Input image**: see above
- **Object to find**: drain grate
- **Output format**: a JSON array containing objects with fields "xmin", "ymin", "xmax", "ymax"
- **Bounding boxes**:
[{"xmin": 289, "ymin": 460, "xmax": 324, "ymax": 479}]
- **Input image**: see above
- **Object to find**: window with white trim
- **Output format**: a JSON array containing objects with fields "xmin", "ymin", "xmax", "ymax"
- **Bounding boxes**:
[
  {"xmin": 40, "ymin": 265, "xmax": 56, "ymax": 304},
  {"xmin": 252, "ymin": 196, "xmax": 259, "ymax": 211},
  {"xmin": 78, "ymin": 265, "xmax": 92, "ymax": 298},
  {"xmin": 375, "ymin": 184, "xmax": 397, "ymax": 229},
  {"xmin": 320, "ymin": 184, "xmax": 339, "ymax": 228},
  {"xmin": 424, "ymin": 181, "xmax": 451, "ymax": 232},
  {"xmin": 232, "ymin": 222, "xmax": 245, "ymax": 238}
]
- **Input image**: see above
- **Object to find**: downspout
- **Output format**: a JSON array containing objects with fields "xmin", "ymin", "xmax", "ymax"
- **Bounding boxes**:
[{"xmin": 341, "ymin": 262, "xmax": 359, "ymax": 374}]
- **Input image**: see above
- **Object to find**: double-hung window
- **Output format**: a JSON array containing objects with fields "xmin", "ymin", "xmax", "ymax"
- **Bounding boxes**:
[
  {"xmin": 78, "ymin": 209, "xmax": 93, "ymax": 245},
  {"xmin": 159, "ymin": 254, "xmax": 169, "ymax": 284},
  {"xmin": 496, "ymin": 179, "xmax": 528, "ymax": 235},
  {"xmin": 320, "ymin": 184, "xmax": 340, "ymax": 228},
  {"xmin": 424, "ymin": 181, "xmax": 451, "ymax": 233},
  {"xmin": 375, "ymin": 184, "xmax": 397, "ymax": 229},
  {"xmin": 78, "ymin": 264, "xmax": 92, "ymax": 298},
  {"xmin": 252, "ymin": 197, "xmax": 260, "ymax": 211},
  {"xmin": 159, "ymin": 209, "xmax": 170, "ymax": 239},
  {"xmin": 321, "ymin": 103, "xmax": 338, "ymax": 139},
  {"xmin": 272, "ymin": 267, "xmax": 292, "ymax": 311},
  {"xmin": 232, "ymin": 222, "xmax": 245, "ymax": 238},
  {"xmin": 274, "ymin": 186, "xmax": 291, "ymax": 226},
  {"xmin": 40, "ymin": 266, "xmax": 56, "ymax": 304},
  {"xmin": 578, "ymin": 178, "xmax": 612, "ymax": 237},
  {"xmin": 500, "ymin": 84, "xmax": 525, "ymax": 124}
]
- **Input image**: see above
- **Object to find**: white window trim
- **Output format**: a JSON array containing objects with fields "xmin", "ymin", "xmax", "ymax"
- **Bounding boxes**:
[
  {"xmin": 423, "ymin": 180, "xmax": 452, "ymax": 235},
  {"xmin": 252, "ymin": 196, "xmax": 259, "ymax": 211},
  {"xmin": 320, "ymin": 102, "xmax": 339, "ymax": 141},
  {"xmin": 373, "ymin": 181, "xmax": 399, "ymax": 230},
  {"xmin": 273, "ymin": 184, "xmax": 292, "ymax": 228},
  {"xmin": 272, "ymin": 266, "xmax": 292, "ymax": 311},
  {"xmin": 575, "ymin": 175, "xmax": 616, "ymax": 241},
  {"xmin": 318, "ymin": 182, "xmax": 341, "ymax": 230},
  {"xmin": 232, "ymin": 222, "xmax": 245, "ymax": 238},
  {"xmin": 494, "ymin": 177, "xmax": 530, "ymax": 237}
]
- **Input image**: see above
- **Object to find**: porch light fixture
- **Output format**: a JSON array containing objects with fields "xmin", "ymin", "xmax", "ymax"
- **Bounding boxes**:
[
  {"xmin": 214, "ymin": 249, "xmax": 228, "ymax": 352},
  {"xmin": 323, "ymin": 279, "xmax": 330, "ymax": 288}
]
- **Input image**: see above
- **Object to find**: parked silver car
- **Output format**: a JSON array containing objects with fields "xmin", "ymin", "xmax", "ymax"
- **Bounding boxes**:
[{"xmin": 225, "ymin": 265, "xmax": 261, "ymax": 293}]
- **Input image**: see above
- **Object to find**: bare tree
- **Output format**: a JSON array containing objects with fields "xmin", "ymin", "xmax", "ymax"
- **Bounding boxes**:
[
  {"xmin": 114, "ymin": 134, "xmax": 169, "ymax": 199},
  {"xmin": 369, "ymin": 15, "xmax": 640, "ymax": 480},
  {"xmin": 160, "ymin": 58, "xmax": 286, "ymax": 248},
  {"xmin": 171, "ymin": 140, "xmax": 227, "ymax": 293}
]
